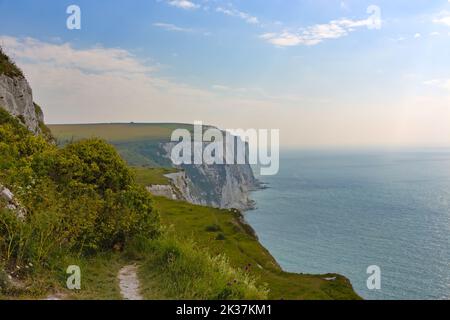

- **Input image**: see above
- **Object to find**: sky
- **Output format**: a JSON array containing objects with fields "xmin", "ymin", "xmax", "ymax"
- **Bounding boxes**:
[{"xmin": 1, "ymin": 0, "xmax": 450, "ymax": 148}]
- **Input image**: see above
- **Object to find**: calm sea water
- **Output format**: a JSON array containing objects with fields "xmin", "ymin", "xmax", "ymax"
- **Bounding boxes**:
[{"xmin": 247, "ymin": 149, "xmax": 450, "ymax": 300}]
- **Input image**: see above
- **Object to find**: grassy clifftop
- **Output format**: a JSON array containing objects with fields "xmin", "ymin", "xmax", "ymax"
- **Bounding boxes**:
[
  {"xmin": 49, "ymin": 124, "xmax": 361, "ymax": 300},
  {"xmin": 0, "ymin": 108, "xmax": 267, "ymax": 300},
  {"xmin": 150, "ymin": 196, "xmax": 359, "ymax": 300},
  {"xmin": 132, "ymin": 167, "xmax": 360, "ymax": 300}
]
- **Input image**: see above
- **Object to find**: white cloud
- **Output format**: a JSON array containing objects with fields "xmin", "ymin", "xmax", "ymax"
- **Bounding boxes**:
[
  {"xmin": 424, "ymin": 79, "xmax": 450, "ymax": 91},
  {"xmin": 3, "ymin": 36, "xmax": 448, "ymax": 147},
  {"xmin": 216, "ymin": 7, "xmax": 259, "ymax": 25},
  {"xmin": 414, "ymin": 33, "xmax": 421, "ymax": 38},
  {"xmin": 260, "ymin": 18, "xmax": 374, "ymax": 47},
  {"xmin": 153, "ymin": 22, "xmax": 192, "ymax": 33},
  {"xmin": 0, "ymin": 36, "xmax": 305, "ymax": 130},
  {"xmin": 167, "ymin": 0, "xmax": 200, "ymax": 10},
  {"xmin": 433, "ymin": 11, "xmax": 450, "ymax": 26},
  {"xmin": 211, "ymin": 84, "xmax": 230, "ymax": 91},
  {"xmin": 0, "ymin": 36, "xmax": 154, "ymax": 74},
  {"xmin": 0, "ymin": 36, "xmax": 219, "ymax": 124}
]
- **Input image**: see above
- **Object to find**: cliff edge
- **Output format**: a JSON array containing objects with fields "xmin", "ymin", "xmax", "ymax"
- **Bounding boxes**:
[{"xmin": 0, "ymin": 47, "xmax": 43, "ymax": 135}]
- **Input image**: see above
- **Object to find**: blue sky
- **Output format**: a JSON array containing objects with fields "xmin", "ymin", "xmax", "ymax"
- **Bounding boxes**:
[{"xmin": 1, "ymin": 0, "xmax": 450, "ymax": 147}]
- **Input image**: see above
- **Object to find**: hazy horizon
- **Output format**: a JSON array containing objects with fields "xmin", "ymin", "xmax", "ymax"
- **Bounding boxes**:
[{"xmin": 1, "ymin": 0, "xmax": 450, "ymax": 148}]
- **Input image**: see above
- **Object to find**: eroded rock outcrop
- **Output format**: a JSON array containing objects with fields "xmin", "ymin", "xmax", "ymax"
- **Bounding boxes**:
[
  {"xmin": 0, "ymin": 49, "xmax": 43, "ymax": 135},
  {"xmin": 0, "ymin": 74, "xmax": 42, "ymax": 134},
  {"xmin": 0, "ymin": 184, "xmax": 26, "ymax": 220},
  {"xmin": 157, "ymin": 142, "xmax": 261, "ymax": 211}
]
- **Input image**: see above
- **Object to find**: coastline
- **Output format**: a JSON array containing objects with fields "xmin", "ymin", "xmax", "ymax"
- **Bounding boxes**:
[{"xmin": 243, "ymin": 177, "xmax": 361, "ymax": 300}]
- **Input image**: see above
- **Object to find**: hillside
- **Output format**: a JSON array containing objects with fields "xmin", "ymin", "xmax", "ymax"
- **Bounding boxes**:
[
  {"xmin": 51, "ymin": 125, "xmax": 361, "ymax": 300},
  {"xmin": 0, "ymin": 50, "xmax": 266, "ymax": 300},
  {"xmin": 130, "ymin": 167, "xmax": 359, "ymax": 299},
  {"xmin": 1, "ymin": 49, "xmax": 359, "ymax": 300}
]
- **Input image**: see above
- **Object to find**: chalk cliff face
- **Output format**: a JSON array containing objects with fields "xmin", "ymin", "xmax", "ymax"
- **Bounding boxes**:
[
  {"xmin": 0, "ymin": 73, "xmax": 42, "ymax": 134},
  {"xmin": 159, "ymin": 142, "xmax": 261, "ymax": 211}
]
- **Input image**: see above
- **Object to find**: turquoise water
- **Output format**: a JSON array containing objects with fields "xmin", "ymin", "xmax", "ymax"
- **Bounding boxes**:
[{"xmin": 247, "ymin": 150, "xmax": 450, "ymax": 300}]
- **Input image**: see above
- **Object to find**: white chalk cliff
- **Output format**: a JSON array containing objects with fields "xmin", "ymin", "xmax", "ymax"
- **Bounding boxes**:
[{"xmin": 0, "ymin": 74, "xmax": 43, "ymax": 134}]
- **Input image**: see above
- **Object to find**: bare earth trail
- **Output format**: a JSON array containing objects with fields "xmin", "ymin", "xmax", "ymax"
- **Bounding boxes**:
[{"xmin": 118, "ymin": 264, "xmax": 143, "ymax": 300}]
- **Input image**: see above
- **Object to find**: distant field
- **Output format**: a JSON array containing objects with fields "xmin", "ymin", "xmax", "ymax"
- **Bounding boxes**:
[
  {"xmin": 49, "ymin": 123, "xmax": 194, "ymax": 143},
  {"xmin": 49, "ymin": 123, "xmax": 196, "ymax": 167}
]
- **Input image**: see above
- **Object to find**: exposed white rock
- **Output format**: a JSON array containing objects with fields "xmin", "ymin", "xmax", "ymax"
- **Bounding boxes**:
[
  {"xmin": 0, "ymin": 184, "xmax": 26, "ymax": 220},
  {"xmin": 146, "ymin": 184, "xmax": 178, "ymax": 200},
  {"xmin": 164, "ymin": 171, "xmax": 199, "ymax": 204},
  {"xmin": 0, "ymin": 74, "xmax": 42, "ymax": 134},
  {"xmin": 0, "ymin": 186, "xmax": 14, "ymax": 202},
  {"xmin": 160, "ymin": 140, "xmax": 261, "ymax": 211}
]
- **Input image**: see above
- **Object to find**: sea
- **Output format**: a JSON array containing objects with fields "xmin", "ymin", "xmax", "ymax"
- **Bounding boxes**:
[{"xmin": 247, "ymin": 149, "xmax": 450, "ymax": 300}]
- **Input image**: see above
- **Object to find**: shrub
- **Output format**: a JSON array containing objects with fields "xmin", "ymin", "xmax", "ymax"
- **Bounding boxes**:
[
  {"xmin": 56, "ymin": 139, "xmax": 133, "ymax": 194},
  {"xmin": 205, "ymin": 224, "xmax": 222, "ymax": 232},
  {"xmin": 0, "ymin": 110, "xmax": 160, "ymax": 268},
  {"xmin": 215, "ymin": 233, "xmax": 226, "ymax": 241}
]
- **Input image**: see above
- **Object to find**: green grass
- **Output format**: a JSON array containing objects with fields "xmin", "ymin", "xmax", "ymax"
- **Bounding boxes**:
[
  {"xmin": 0, "ymin": 253, "xmax": 124, "ymax": 300},
  {"xmin": 48, "ymin": 124, "xmax": 361, "ymax": 300},
  {"xmin": 132, "ymin": 167, "xmax": 178, "ymax": 186},
  {"xmin": 126, "ymin": 235, "xmax": 268, "ymax": 300},
  {"xmin": 66, "ymin": 254, "xmax": 124, "ymax": 300},
  {"xmin": 153, "ymin": 197, "xmax": 361, "ymax": 300}
]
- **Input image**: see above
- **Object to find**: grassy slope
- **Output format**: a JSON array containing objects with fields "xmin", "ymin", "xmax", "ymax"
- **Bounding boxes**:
[
  {"xmin": 0, "ymin": 253, "xmax": 124, "ymax": 300},
  {"xmin": 132, "ymin": 168, "xmax": 359, "ymax": 299},
  {"xmin": 50, "ymin": 124, "xmax": 360, "ymax": 300},
  {"xmin": 151, "ymin": 196, "xmax": 360, "ymax": 300},
  {"xmin": 132, "ymin": 167, "xmax": 178, "ymax": 186}
]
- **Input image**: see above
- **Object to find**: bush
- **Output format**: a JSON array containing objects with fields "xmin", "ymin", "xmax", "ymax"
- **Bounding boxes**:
[
  {"xmin": 205, "ymin": 224, "xmax": 222, "ymax": 232},
  {"xmin": 215, "ymin": 233, "xmax": 226, "ymax": 241},
  {"xmin": 56, "ymin": 139, "xmax": 133, "ymax": 194},
  {"xmin": 0, "ymin": 110, "xmax": 160, "ymax": 268}
]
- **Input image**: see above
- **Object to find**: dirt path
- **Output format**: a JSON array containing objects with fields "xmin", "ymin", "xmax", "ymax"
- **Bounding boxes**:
[
  {"xmin": 118, "ymin": 264, "xmax": 143, "ymax": 300},
  {"xmin": 44, "ymin": 292, "xmax": 67, "ymax": 300}
]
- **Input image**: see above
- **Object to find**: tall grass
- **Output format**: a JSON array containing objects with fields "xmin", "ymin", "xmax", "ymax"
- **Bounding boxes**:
[{"xmin": 126, "ymin": 233, "xmax": 268, "ymax": 300}]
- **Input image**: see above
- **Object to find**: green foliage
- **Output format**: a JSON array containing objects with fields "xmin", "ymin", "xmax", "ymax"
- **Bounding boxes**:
[
  {"xmin": 128, "ymin": 234, "xmax": 268, "ymax": 300},
  {"xmin": 0, "ymin": 47, "xmax": 23, "ymax": 78},
  {"xmin": 38, "ymin": 121, "xmax": 54, "ymax": 142},
  {"xmin": 215, "ymin": 233, "xmax": 226, "ymax": 241},
  {"xmin": 33, "ymin": 103, "xmax": 55, "ymax": 143},
  {"xmin": 1, "ymin": 107, "xmax": 263, "ymax": 300},
  {"xmin": 0, "ymin": 109, "xmax": 160, "ymax": 270},
  {"xmin": 0, "ymin": 262, "xmax": 9, "ymax": 293},
  {"xmin": 205, "ymin": 224, "xmax": 222, "ymax": 232},
  {"xmin": 56, "ymin": 139, "xmax": 133, "ymax": 194}
]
